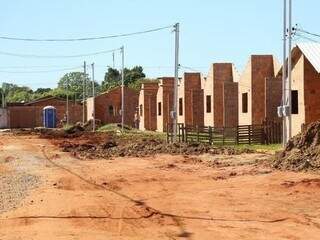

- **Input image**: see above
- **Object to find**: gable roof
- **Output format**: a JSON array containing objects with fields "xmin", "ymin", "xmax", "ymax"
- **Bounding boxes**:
[{"xmin": 297, "ymin": 42, "xmax": 320, "ymax": 73}]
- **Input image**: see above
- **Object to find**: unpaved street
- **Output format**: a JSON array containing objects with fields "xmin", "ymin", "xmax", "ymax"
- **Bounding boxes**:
[{"xmin": 0, "ymin": 134, "xmax": 320, "ymax": 239}]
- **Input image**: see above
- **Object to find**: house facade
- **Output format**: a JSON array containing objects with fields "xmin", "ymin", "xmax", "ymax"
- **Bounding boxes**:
[
  {"xmin": 282, "ymin": 43, "xmax": 320, "ymax": 136},
  {"xmin": 203, "ymin": 63, "xmax": 239, "ymax": 127},
  {"xmin": 156, "ymin": 77, "xmax": 174, "ymax": 132},
  {"xmin": 177, "ymin": 72, "xmax": 204, "ymax": 127},
  {"xmin": 86, "ymin": 86, "xmax": 139, "ymax": 127},
  {"xmin": 238, "ymin": 55, "xmax": 281, "ymax": 126},
  {"xmin": 138, "ymin": 82, "xmax": 159, "ymax": 131}
]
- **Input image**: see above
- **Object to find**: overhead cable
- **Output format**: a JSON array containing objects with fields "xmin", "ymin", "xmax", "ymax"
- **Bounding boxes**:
[
  {"xmin": 0, "ymin": 25, "xmax": 173, "ymax": 42},
  {"xmin": 0, "ymin": 66, "xmax": 81, "ymax": 73},
  {"xmin": 0, "ymin": 48, "xmax": 120, "ymax": 58}
]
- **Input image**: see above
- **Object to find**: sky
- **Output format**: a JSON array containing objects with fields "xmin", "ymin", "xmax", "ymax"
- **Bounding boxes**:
[{"xmin": 0, "ymin": 0, "xmax": 319, "ymax": 89}]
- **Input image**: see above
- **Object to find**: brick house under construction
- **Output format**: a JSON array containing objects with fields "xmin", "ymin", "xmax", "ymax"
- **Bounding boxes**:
[
  {"xmin": 278, "ymin": 43, "xmax": 320, "ymax": 136},
  {"xmin": 238, "ymin": 55, "xmax": 281, "ymax": 126},
  {"xmin": 86, "ymin": 86, "xmax": 138, "ymax": 127},
  {"xmin": 203, "ymin": 63, "xmax": 239, "ymax": 127},
  {"xmin": 138, "ymin": 81, "xmax": 159, "ymax": 131},
  {"xmin": 156, "ymin": 77, "xmax": 174, "ymax": 132},
  {"xmin": 177, "ymin": 72, "xmax": 204, "ymax": 127}
]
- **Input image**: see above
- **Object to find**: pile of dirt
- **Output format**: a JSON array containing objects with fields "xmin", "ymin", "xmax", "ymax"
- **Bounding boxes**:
[
  {"xmin": 82, "ymin": 119, "xmax": 102, "ymax": 131},
  {"xmin": 58, "ymin": 137, "xmax": 255, "ymax": 159},
  {"xmin": 273, "ymin": 121, "xmax": 320, "ymax": 171}
]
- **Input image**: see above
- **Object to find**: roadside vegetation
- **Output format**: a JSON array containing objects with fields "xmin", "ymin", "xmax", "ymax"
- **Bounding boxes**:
[{"xmin": 0, "ymin": 66, "xmax": 157, "ymax": 106}]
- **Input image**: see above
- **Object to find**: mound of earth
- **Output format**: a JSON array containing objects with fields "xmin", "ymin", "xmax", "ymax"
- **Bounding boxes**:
[
  {"xmin": 57, "ymin": 136, "xmax": 254, "ymax": 159},
  {"xmin": 273, "ymin": 121, "xmax": 320, "ymax": 171}
]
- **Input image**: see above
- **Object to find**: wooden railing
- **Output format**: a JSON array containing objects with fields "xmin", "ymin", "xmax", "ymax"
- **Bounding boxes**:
[{"xmin": 167, "ymin": 121, "xmax": 282, "ymax": 145}]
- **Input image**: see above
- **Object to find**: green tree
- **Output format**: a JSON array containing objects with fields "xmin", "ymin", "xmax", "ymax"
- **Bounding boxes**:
[
  {"xmin": 102, "ymin": 66, "xmax": 146, "ymax": 91},
  {"xmin": 58, "ymin": 71, "xmax": 100, "ymax": 99},
  {"xmin": 34, "ymin": 88, "xmax": 51, "ymax": 94}
]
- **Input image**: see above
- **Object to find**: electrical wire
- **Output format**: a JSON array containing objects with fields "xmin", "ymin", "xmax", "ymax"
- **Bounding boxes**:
[
  {"xmin": 0, "ymin": 66, "xmax": 81, "ymax": 73},
  {"xmin": 294, "ymin": 33, "xmax": 319, "ymax": 43},
  {"xmin": 0, "ymin": 47, "xmax": 121, "ymax": 58},
  {"xmin": 296, "ymin": 28, "xmax": 320, "ymax": 39},
  {"xmin": 0, "ymin": 25, "xmax": 173, "ymax": 42},
  {"xmin": 0, "ymin": 65, "xmax": 82, "ymax": 69},
  {"xmin": 179, "ymin": 65, "xmax": 203, "ymax": 72}
]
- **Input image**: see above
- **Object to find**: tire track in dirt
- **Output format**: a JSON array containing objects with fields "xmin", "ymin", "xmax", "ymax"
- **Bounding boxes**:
[
  {"xmin": 1, "ymin": 142, "xmax": 305, "ymax": 239},
  {"xmin": 39, "ymin": 147, "xmax": 298, "ymax": 223}
]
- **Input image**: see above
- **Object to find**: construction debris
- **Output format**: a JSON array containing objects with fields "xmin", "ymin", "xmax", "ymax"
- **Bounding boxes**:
[
  {"xmin": 273, "ymin": 121, "xmax": 320, "ymax": 171},
  {"xmin": 52, "ymin": 134, "xmax": 255, "ymax": 159}
]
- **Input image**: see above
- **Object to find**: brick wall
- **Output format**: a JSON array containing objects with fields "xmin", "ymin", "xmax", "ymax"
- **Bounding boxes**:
[
  {"xmin": 223, "ymin": 81, "xmax": 238, "ymax": 127},
  {"xmin": 180, "ymin": 73, "xmax": 204, "ymax": 127},
  {"xmin": 156, "ymin": 77, "xmax": 174, "ymax": 132},
  {"xmin": 251, "ymin": 55, "xmax": 276, "ymax": 125},
  {"xmin": 139, "ymin": 82, "xmax": 159, "ymax": 131},
  {"xmin": 265, "ymin": 77, "xmax": 282, "ymax": 121},
  {"xmin": 204, "ymin": 63, "xmax": 236, "ymax": 127},
  {"xmin": 304, "ymin": 55, "xmax": 320, "ymax": 125},
  {"xmin": 8, "ymin": 98, "xmax": 83, "ymax": 128},
  {"xmin": 213, "ymin": 63, "xmax": 234, "ymax": 127},
  {"xmin": 94, "ymin": 86, "xmax": 138, "ymax": 127}
]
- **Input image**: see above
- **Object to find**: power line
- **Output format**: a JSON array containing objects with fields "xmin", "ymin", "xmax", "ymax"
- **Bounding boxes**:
[
  {"xmin": 0, "ymin": 65, "xmax": 82, "ymax": 69},
  {"xmin": 0, "ymin": 66, "xmax": 81, "ymax": 73},
  {"xmin": 0, "ymin": 47, "xmax": 121, "ymax": 58},
  {"xmin": 294, "ymin": 33, "xmax": 319, "ymax": 43},
  {"xmin": 179, "ymin": 65, "xmax": 206, "ymax": 72},
  {"xmin": 0, "ymin": 25, "xmax": 173, "ymax": 42},
  {"xmin": 296, "ymin": 28, "xmax": 320, "ymax": 39}
]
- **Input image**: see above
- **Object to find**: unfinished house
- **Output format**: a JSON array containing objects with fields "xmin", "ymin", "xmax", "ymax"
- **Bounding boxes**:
[
  {"xmin": 238, "ymin": 55, "xmax": 281, "ymax": 126},
  {"xmin": 279, "ymin": 43, "xmax": 320, "ymax": 136},
  {"xmin": 203, "ymin": 63, "xmax": 239, "ymax": 127},
  {"xmin": 138, "ymin": 81, "xmax": 159, "ymax": 131},
  {"xmin": 177, "ymin": 72, "xmax": 204, "ymax": 127},
  {"xmin": 156, "ymin": 77, "xmax": 174, "ymax": 132},
  {"xmin": 86, "ymin": 86, "xmax": 139, "ymax": 127}
]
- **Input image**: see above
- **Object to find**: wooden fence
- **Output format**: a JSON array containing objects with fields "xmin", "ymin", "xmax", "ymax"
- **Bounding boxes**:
[{"xmin": 167, "ymin": 121, "xmax": 282, "ymax": 145}]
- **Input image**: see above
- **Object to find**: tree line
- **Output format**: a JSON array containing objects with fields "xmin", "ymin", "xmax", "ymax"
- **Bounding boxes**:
[{"xmin": 0, "ymin": 66, "xmax": 154, "ymax": 106}]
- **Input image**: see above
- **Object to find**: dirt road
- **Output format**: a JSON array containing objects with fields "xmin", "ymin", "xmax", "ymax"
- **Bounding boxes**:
[{"xmin": 0, "ymin": 134, "xmax": 320, "ymax": 239}]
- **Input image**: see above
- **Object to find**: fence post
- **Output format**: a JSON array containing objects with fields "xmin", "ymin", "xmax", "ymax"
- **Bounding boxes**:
[
  {"xmin": 248, "ymin": 125, "xmax": 251, "ymax": 145},
  {"xmin": 166, "ymin": 123, "xmax": 170, "ymax": 143},
  {"xmin": 236, "ymin": 125, "xmax": 239, "ymax": 145},
  {"xmin": 185, "ymin": 126, "xmax": 188, "ymax": 143},
  {"xmin": 181, "ymin": 124, "xmax": 185, "ymax": 142},
  {"xmin": 197, "ymin": 125, "xmax": 200, "ymax": 142},
  {"xmin": 209, "ymin": 126, "xmax": 212, "ymax": 145},
  {"xmin": 222, "ymin": 127, "xmax": 225, "ymax": 145}
]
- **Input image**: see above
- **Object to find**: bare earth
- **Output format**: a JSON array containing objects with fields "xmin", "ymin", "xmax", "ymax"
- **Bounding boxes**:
[{"xmin": 0, "ymin": 134, "xmax": 320, "ymax": 240}]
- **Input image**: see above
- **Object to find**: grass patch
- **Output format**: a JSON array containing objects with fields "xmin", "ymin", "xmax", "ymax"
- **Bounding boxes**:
[
  {"xmin": 234, "ymin": 144, "xmax": 283, "ymax": 152},
  {"xmin": 97, "ymin": 123, "xmax": 166, "ymax": 141}
]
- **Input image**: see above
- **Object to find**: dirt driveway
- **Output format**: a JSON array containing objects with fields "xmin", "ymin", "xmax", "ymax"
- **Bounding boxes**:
[{"xmin": 0, "ymin": 134, "xmax": 320, "ymax": 239}]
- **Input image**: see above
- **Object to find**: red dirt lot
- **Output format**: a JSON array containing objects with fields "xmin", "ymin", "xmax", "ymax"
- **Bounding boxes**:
[{"xmin": 0, "ymin": 134, "xmax": 320, "ymax": 239}]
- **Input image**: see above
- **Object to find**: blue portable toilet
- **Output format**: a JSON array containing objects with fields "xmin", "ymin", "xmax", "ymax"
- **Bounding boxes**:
[{"xmin": 43, "ymin": 106, "xmax": 57, "ymax": 128}]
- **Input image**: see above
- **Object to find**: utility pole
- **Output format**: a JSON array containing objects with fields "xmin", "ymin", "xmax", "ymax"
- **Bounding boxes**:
[
  {"xmin": 66, "ymin": 77, "xmax": 69, "ymax": 125},
  {"xmin": 83, "ymin": 61, "xmax": 86, "ymax": 124},
  {"xmin": 288, "ymin": 0, "xmax": 293, "ymax": 140},
  {"xmin": 172, "ymin": 23, "xmax": 180, "ymax": 141},
  {"xmin": 121, "ymin": 46, "xmax": 125, "ymax": 131},
  {"xmin": 282, "ymin": 0, "xmax": 287, "ymax": 147},
  {"xmin": 112, "ymin": 52, "xmax": 115, "ymax": 69},
  {"xmin": 91, "ymin": 63, "xmax": 96, "ymax": 132}
]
